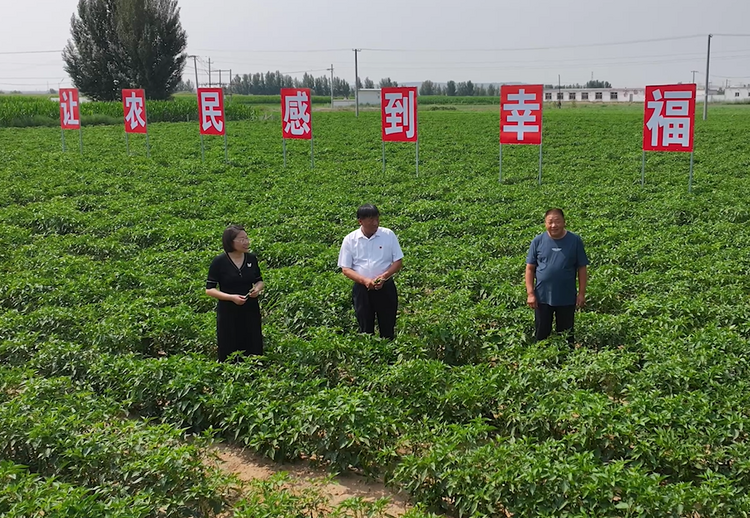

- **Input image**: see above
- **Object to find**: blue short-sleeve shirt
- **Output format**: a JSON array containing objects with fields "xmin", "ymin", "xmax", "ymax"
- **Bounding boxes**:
[{"xmin": 526, "ymin": 231, "xmax": 589, "ymax": 307}]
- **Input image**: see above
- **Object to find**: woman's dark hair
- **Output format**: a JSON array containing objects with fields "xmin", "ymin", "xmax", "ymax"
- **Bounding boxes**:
[
  {"xmin": 222, "ymin": 225, "xmax": 245, "ymax": 253},
  {"xmin": 357, "ymin": 204, "xmax": 380, "ymax": 220}
]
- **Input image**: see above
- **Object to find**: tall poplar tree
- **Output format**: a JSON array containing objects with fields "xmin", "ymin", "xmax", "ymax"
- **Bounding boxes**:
[{"xmin": 63, "ymin": 0, "xmax": 187, "ymax": 100}]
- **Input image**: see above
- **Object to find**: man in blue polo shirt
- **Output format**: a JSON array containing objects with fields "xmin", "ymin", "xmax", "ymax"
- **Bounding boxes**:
[{"xmin": 525, "ymin": 208, "xmax": 589, "ymax": 343}]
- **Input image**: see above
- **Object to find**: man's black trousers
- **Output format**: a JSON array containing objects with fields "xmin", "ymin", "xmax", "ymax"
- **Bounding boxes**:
[
  {"xmin": 352, "ymin": 279, "xmax": 398, "ymax": 339},
  {"xmin": 535, "ymin": 303, "xmax": 575, "ymax": 343}
]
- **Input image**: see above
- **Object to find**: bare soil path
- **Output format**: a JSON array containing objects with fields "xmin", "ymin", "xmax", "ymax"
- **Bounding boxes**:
[{"xmin": 211, "ymin": 443, "xmax": 415, "ymax": 516}]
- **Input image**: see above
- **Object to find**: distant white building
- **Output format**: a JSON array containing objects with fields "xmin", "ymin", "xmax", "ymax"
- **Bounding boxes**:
[
  {"xmin": 333, "ymin": 88, "xmax": 381, "ymax": 108},
  {"xmin": 721, "ymin": 86, "xmax": 750, "ymax": 102},
  {"xmin": 543, "ymin": 88, "xmax": 645, "ymax": 103},
  {"xmin": 544, "ymin": 86, "xmax": 750, "ymax": 104}
]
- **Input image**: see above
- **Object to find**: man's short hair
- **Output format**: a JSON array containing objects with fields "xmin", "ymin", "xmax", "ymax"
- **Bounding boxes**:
[
  {"xmin": 357, "ymin": 204, "xmax": 380, "ymax": 220},
  {"xmin": 222, "ymin": 224, "xmax": 245, "ymax": 253},
  {"xmin": 544, "ymin": 208, "xmax": 565, "ymax": 221}
]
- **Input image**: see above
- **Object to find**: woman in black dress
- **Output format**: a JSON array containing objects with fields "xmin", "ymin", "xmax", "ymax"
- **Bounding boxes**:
[{"xmin": 205, "ymin": 225, "xmax": 264, "ymax": 361}]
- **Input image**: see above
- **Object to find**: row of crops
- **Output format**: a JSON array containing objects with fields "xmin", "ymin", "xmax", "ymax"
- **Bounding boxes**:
[
  {"xmin": 2, "ymin": 107, "xmax": 750, "ymax": 516},
  {"xmin": 0, "ymin": 95, "xmax": 266, "ymax": 128}
]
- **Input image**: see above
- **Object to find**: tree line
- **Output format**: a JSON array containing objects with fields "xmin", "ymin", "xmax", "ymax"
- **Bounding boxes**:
[
  {"xmin": 226, "ymin": 72, "xmax": 353, "ymax": 97},
  {"xmin": 176, "ymin": 76, "xmax": 614, "ymax": 97},
  {"xmin": 176, "ymin": 73, "xmax": 400, "ymax": 97},
  {"xmin": 544, "ymin": 80, "xmax": 613, "ymax": 89},
  {"xmin": 176, "ymin": 75, "xmax": 536, "ymax": 97}
]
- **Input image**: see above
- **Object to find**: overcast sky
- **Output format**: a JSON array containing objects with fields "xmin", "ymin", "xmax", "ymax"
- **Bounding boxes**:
[{"xmin": 2, "ymin": 0, "xmax": 750, "ymax": 92}]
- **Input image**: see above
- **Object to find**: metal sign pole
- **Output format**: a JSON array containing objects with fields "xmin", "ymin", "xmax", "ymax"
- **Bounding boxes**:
[
  {"xmin": 310, "ymin": 134, "xmax": 315, "ymax": 169},
  {"xmin": 416, "ymin": 138, "xmax": 419, "ymax": 177},
  {"xmin": 382, "ymin": 141, "xmax": 386, "ymax": 172},
  {"xmin": 61, "ymin": 128, "xmax": 66, "ymax": 152},
  {"xmin": 78, "ymin": 127, "xmax": 83, "ymax": 155},
  {"xmin": 688, "ymin": 151, "xmax": 695, "ymax": 193},
  {"xmin": 144, "ymin": 105, "xmax": 150, "ymax": 158},
  {"xmin": 224, "ymin": 133, "xmax": 228, "ymax": 164},
  {"xmin": 537, "ymin": 143, "xmax": 543, "ymax": 185},
  {"xmin": 703, "ymin": 34, "xmax": 712, "ymax": 121},
  {"xmin": 126, "ymin": 133, "xmax": 130, "ymax": 156},
  {"xmin": 200, "ymin": 134, "xmax": 205, "ymax": 163},
  {"xmin": 499, "ymin": 143, "xmax": 503, "ymax": 183},
  {"xmin": 641, "ymin": 151, "xmax": 646, "ymax": 187},
  {"xmin": 283, "ymin": 138, "xmax": 287, "ymax": 167}
]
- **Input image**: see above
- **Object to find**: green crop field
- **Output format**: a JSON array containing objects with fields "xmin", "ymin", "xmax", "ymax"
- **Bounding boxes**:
[{"xmin": 2, "ymin": 104, "xmax": 750, "ymax": 517}]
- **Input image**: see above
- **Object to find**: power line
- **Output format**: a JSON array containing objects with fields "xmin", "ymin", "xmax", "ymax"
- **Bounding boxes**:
[
  {"xmin": 0, "ymin": 50, "xmax": 62, "ymax": 55},
  {"xmin": 357, "ymin": 53, "xmax": 750, "ymax": 72},
  {"xmin": 192, "ymin": 48, "xmax": 350, "ymax": 54},
  {"xmin": 361, "ymin": 49, "xmax": 750, "ymax": 67},
  {"xmin": 191, "ymin": 35, "xmax": 708, "ymax": 56},
  {"xmin": 360, "ymin": 34, "xmax": 706, "ymax": 53},
  {"xmin": 0, "ymin": 81, "xmax": 64, "ymax": 86},
  {"xmin": 360, "ymin": 53, "xmax": 750, "ymax": 71}
]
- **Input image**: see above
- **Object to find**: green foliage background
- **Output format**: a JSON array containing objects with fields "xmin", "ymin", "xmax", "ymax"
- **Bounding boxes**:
[{"xmin": 1, "ymin": 105, "xmax": 750, "ymax": 516}]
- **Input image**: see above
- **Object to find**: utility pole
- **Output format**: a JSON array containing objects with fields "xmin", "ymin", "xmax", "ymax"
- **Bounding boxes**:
[
  {"xmin": 691, "ymin": 70, "xmax": 699, "ymax": 84},
  {"xmin": 327, "ymin": 63, "xmax": 334, "ymax": 108},
  {"xmin": 188, "ymin": 55, "xmax": 199, "ymax": 90},
  {"xmin": 558, "ymin": 74, "xmax": 562, "ymax": 109},
  {"xmin": 208, "ymin": 58, "xmax": 212, "ymax": 88},
  {"xmin": 703, "ymin": 34, "xmax": 712, "ymax": 121},
  {"xmin": 353, "ymin": 49, "xmax": 361, "ymax": 117},
  {"xmin": 215, "ymin": 69, "xmax": 231, "ymax": 91}
]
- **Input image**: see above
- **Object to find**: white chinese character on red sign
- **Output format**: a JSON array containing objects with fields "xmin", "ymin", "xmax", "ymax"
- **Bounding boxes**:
[
  {"xmin": 60, "ymin": 89, "xmax": 80, "ymax": 129},
  {"xmin": 504, "ymin": 89, "xmax": 540, "ymax": 141},
  {"xmin": 282, "ymin": 89, "xmax": 311, "ymax": 138},
  {"xmin": 381, "ymin": 87, "xmax": 418, "ymax": 142},
  {"xmin": 384, "ymin": 92, "xmax": 414, "ymax": 137},
  {"xmin": 643, "ymin": 84, "xmax": 695, "ymax": 152},
  {"xmin": 123, "ymin": 89, "xmax": 147, "ymax": 133},
  {"xmin": 646, "ymin": 90, "xmax": 691, "ymax": 147},
  {"xmin": 500, "ymin": 85, "xmax": 543, "ymax": 145},
  {"xmin": 198, "ymin": 89, "xmax": 225, "ymax": 135}
]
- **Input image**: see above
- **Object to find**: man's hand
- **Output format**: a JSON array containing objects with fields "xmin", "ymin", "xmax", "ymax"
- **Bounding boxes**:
[
  {"xmin": 576, "ymin": 293, "xmax": 586, "ymax": 308},
  {"xmin": 373, "ymin": 277, "xmax": 385, "ymax": 290},
  {"xmin": 363, "ymin": 278, "xmax": 376, "ymax": 290},
  {"xmin": 527, "ymin": 293, "xmax": 537, "ymax": 309}
]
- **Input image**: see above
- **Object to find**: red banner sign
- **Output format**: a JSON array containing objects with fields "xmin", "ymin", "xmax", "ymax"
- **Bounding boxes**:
[
  {"xmin": 381, "ymin": 87, "xmax": 418, "ymax": 142},
  {"xmin": 500, "ymin": 85, "xmax": 543, "ymax": 145},
  {"xmin": 122, "ymin": 89, "xmax": 147, "ymax": 134},
  {"xmin": 281, "ymin": 88, "xmax": 312, "ymax": 139},
  {"xmin": 198, "ymin": 88, "xmax": 225, "ymax": 136},
  {"xmin": 643, "ymin": 84, "xmax": 696, "ymax": 152},
  {"xmin": 59, "ymin": 88, "xmax": 80, "ymax": 130}
]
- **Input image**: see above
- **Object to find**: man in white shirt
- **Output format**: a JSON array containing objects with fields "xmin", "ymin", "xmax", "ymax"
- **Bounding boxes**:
[{"xmin": 338, "ymin": 204, "xmax": 404, "ymax": 339}]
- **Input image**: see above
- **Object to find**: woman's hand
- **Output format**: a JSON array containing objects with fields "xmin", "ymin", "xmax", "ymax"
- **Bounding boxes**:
[{"xmin": 231, "ymin": 294, "xmax": 247, "ymax": 305}]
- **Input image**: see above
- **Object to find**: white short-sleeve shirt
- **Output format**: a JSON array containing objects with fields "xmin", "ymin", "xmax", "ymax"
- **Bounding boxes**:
[{"xmin": 338, "ymin": 227, "xmax": 404, "ymax": 279}]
